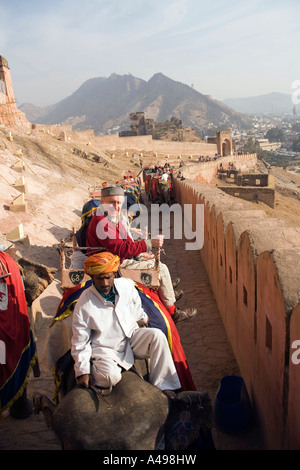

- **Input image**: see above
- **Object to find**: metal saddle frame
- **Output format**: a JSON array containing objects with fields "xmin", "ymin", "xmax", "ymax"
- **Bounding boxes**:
[{"xmin": 60, "ymin": 230, "xmax": 160, "ymax": 291}]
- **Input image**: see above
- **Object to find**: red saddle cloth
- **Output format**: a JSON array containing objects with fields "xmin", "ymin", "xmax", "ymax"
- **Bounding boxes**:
[
  {"xmin": 136, "ymin": 283, "xmax": 197, "ymax": 392},
  {"xmin": 0, "ymin": 251, "xmax": 37, "ymax": 415}
]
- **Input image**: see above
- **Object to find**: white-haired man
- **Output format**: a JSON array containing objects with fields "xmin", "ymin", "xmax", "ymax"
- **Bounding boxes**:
[{"xmin": 86, "ymin": 185, "xmax": 197, "ymax": 324}]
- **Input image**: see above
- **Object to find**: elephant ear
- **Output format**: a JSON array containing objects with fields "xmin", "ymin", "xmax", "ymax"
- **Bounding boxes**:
[{"xmin": 18, "ymin": 257, "xmax": 57, "ymax": 305}]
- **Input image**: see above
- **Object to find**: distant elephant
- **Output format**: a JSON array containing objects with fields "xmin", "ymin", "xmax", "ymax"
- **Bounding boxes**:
[
  {"xmin": 158, "ymin": 181, "xmax": 171, "ymax": 205},
  {"xmin": 33, "ymin": 364, "xmax": 214, "ymax": 451},
  {"xmin": 144, "ymin": 173, "xmax": 152, "ymax": 200}
]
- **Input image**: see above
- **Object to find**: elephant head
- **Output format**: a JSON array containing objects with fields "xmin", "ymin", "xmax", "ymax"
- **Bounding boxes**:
[
  {"xmin": 18, "ymin": 257, "xmax": 57, "ymax": 306},
  {"xmin": 33, "ymin": 367, "xmax": 214, "ymax": 451}
]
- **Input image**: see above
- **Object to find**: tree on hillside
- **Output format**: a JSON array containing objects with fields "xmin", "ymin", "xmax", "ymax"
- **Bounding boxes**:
[
  {"xmin": 292, "ymin": 134, "xmax": 300, "ymax": 152},
  {"xmin": 243, "ymin": 137, "xmax": 271, "ymax": 159},
  {"xmin": 265, "ymin": 127, "xmax": 285, "ymax": 142},
  {"xmin": 244, "ymin": 137, "xmax": 257, "ymax": 154}
]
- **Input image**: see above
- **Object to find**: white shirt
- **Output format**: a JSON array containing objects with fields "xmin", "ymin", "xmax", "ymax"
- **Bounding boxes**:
[
  {"xmin": 160, "ymin": 173, "xmax": 169, "ymax": 182},
  {"xmin": 71, "ymin": 277, "xmax": 148, "ymax": 377}
]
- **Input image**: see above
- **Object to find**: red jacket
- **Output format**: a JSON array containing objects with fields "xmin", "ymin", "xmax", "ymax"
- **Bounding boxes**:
[{"xmin": 86, "ymin": 211, "xmax": 147, "ymax": 263}]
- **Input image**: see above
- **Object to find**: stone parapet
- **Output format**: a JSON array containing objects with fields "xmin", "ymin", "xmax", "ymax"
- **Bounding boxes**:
[
  {"xmin": 178, "ymin": 153, "xmax": 257, "ymax": 183},
  {"xmin": 219, "ymin": 185, "xmax": 275, "ymax": 208},
  {"xmin": 173, "ymin": 176, "xmax": 300, "ymax": 449}
]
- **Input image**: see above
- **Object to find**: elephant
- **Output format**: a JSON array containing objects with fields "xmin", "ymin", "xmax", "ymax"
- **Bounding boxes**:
[
  {"xmin": 33, "ymin": 280, "xmax": 215, "ymax": 451},
  {"xmin": 31, "ymin": 256, "xmax": 214, "ymax": 451},
  {"xmin": 33, "ymin": 360, "xmax": 215, "ymax": 451},
  {"xmin": 158, "ymin": 180, "xmax": 171, "ymax": 205}
]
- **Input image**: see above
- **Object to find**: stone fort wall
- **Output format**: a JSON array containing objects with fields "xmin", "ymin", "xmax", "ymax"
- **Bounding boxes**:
[
  {"xmin": 173, "ymin": 175, "xmax": 300, "ymax": 450},
  {"xmin": 179, "ymin": 154, "xmax": 275, "ymax": 209},
  {"xmin": 179, "ymin": 154, "xmax": 257, "ymax": 182},
  {"xmin": 32, "ymin": 123, "xmax": 220, "ymax": 157}
]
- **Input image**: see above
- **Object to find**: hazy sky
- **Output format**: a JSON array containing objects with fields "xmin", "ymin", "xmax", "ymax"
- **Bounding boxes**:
[{"xmin": 1, "ymin": 0, "xmax": 300, "ymax": 106}]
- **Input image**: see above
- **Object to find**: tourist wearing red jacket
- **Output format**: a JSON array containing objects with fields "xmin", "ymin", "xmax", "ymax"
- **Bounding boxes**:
[{"xmin": 86, "ymin": 184, "xmax": 197, "ymax": 324}]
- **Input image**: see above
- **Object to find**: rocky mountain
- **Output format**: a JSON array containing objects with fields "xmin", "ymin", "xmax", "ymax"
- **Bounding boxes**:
[
  {"xmin": 18, "ymin": 73, "xmax": 247, "ymax": 136},
  {"xmin": 17, "ymin": 102, "xmax": 55, "ymax": 122},
  {"xmin": 223, "ymin": 92, "xmax": 299, "ymax": 115}
]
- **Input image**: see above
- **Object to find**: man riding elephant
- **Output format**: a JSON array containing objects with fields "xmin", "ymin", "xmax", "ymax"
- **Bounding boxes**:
[
  {"xmin": 158, "ymin": 169, "xmax": 172, "ymax": 205},
  {"xmin": 71, "ymin": 251, "xmax": 181, "ymax": 399},
  {"xmin": 86, "ymin": 184, "xmax": 197, "ymax": 324}
]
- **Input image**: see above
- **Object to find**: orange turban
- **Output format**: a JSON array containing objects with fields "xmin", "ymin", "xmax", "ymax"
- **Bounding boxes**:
[{"xmin": 84, "ymin": 252, "xmax": 120, "ymax": 276}]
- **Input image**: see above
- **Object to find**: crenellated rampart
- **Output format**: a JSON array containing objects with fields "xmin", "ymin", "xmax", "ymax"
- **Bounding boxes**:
[
  {"xmin": 173, "ymin": 174, "xmax": 300, "ymax": 449},
  {"xmin": 179, "ymin": 153, "xmax": 257, "ymax": 183},
  {"xmin": 31, "ymin": 123, "xmax": 220, "ymax": 156}
]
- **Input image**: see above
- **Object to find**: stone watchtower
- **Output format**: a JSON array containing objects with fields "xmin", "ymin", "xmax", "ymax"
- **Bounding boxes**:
[
  {"xmin": 216, "ymin": 129, "xmax": 233, "ymax": 156},
  {"xmin": 0, "ymin": 55, "xmax": 29, "ymax": 127},
  {"xmin": 207, "ymin": 129, "xmax": 233, "ymax": 156}
]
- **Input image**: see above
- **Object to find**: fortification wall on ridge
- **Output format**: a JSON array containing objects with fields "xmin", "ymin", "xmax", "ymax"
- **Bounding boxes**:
[
  {"xmin": 30, "ymin": 124, "xmax": 219, "ymax": 156},
  {"xmin": 179, "ymin": 153, "xmax": 257, "ymax": 183},
  {"xmin": 173, "ymin": 177, "xmax": 300, "ymax": 450}
]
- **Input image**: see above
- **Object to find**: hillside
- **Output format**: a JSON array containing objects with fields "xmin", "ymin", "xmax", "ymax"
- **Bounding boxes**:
[
  {"xmin": 18, "ymin": 73, "xmax": 247, "ymax": 136},
  {"xmin": 223, "ymin": 92, "xmax": 299, "ymax": 115},
  {"xmin": 0, "ymin": 125, "xmax": 154, "ymax": 266}
]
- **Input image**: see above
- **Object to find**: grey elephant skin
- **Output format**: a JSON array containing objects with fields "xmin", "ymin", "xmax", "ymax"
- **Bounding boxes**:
[{"xmin": 34, "ymin": 368, "xmax": 214, "ymax": 451}]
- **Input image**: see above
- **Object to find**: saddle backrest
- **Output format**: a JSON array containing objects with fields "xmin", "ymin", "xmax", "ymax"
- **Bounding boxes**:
[{"xmin": 60, "ymin": 240, "xmax": 160, "ymax": 291}]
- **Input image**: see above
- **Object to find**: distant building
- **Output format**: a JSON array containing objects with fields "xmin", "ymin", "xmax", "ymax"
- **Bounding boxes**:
[
  {"xmin": 256, "ymin": 138, "xmax": 281, "ymax": 152},
  {"xmin": 207, "ymin": 129, "xmax": 234, "ymax": 156},
  {"xmin": 119, "ymin": 112, "xmax": 184, "ymax": 138}
]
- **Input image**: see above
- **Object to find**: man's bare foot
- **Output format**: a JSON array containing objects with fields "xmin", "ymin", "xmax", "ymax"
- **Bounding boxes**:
[{"xmin": 162, "ymin": 389, "xmax": 177, "ymax": 400}]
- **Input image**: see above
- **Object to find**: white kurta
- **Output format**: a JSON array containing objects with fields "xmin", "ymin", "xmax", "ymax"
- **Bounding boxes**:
[
  {"xmin": 71, "ymin": 277, "xmax": 148, "ymax": 376},
  {"xmin": 71, "ymin": 277, "xmax": 181, "ymax": 391}
]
